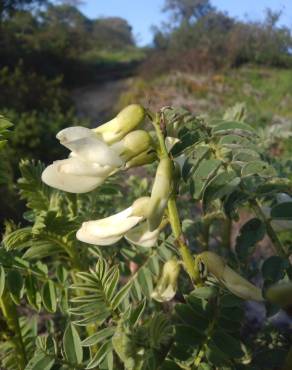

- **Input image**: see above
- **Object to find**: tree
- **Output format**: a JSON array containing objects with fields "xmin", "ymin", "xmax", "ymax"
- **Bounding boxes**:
[
  {"xmin": 0, "ymin": 0, "xmax": 46, "ymax": 19},
  {"xmin": 56, "ymin": 0, "xmax": 85, "ymax": 6},
  {"xmin": 163, "ymin": 0, "xmax": 214, "ymax": 24}
]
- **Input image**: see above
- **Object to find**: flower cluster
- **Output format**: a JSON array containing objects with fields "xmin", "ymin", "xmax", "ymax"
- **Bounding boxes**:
[
  {"xmin": 42, "ymin": 105, "xmax": 155, "ymax": 193},
  {"xmin": 42, "ymin": 104, "xmax": 174, "ymax": 248}
]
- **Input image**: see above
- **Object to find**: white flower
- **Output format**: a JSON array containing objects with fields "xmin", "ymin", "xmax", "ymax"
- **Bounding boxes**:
[
  {"xmin": 77, "ymin": 197, "xmax": 162, "ymax": 246},
  {"xmin": 77, "ymin": 207, "xmax": 143, "ymax": 245},
  {"xmin": 125, "ymin": 222, "xmax": 161, "ymax": 248},
  {"xmin": 41, "ymin": 157, "xmax": 114, "ymax": 194},
  {"xmin": 42, "ymin": 127, "xmax": 122, "ymax": 193},
  {"xmin": 42, "ymin": 121, "xmax": 153, "ymax": 193},
  {"xmin": 152, "ymin": 259, "xmax": 180, "ymax": 302}
]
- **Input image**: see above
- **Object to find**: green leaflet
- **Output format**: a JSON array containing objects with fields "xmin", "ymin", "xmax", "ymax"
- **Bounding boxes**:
[
  {"xmin": 41, "ymin": 280, "xmax": 57, "ymax": 313},
  {"xmin": 192, "ymin": 159, "xmax": 222, "ymax": 199},
  {"xmin": 7, "ymin": 269, "xmax": 23, "ymax": 305},
  {"xmin": 202, "ymin": 169, "xmax": 241, "ymax": 210},
  {"xmin": 212, "ymin": 121, "xmax": 256, "ymax": 137},
  {"xmin": 25, "ymin": 352, "xmax": 55, "ymax": 370},
  {"xmin": 63, "ymin": 323, "xmax": 83, "ymax": 365},
  {"xmin": 271, "ymin": 202, "xmax": 292, "ymax": 220},
  {"xmin": 0, "ymin": 266, "xmax": 5, "ymax": 299},
  {"xmin": 241, "ymin": 160, "xmax": 276, "ymax": 178}
]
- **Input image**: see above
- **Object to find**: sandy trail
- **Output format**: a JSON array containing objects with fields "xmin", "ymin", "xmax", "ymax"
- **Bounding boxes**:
[{"xmin": 71, "ymin": 78, "xmax": 131, "ymax": 125}]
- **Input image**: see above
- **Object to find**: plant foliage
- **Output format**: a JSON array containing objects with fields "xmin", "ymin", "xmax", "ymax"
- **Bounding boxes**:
[{"xmin": 0, "ymin": 104, "xmax": 291, "ymax": 370}]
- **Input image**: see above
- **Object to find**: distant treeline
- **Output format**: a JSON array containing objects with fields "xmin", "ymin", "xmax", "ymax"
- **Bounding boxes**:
[
  {"xmin": 0, "ymin": 0, "xmax": 141, "ymax": 165},
  {"xmin": 0, "ymin": 0, "xmax": 143, "ymax": 223},
  {"xmin": 142, "ymin": 0, "xmax": 292, "ymax": 76},
  {"xmin": 0, "ymin": 0, "xmax": 138, "ymax": 87}
]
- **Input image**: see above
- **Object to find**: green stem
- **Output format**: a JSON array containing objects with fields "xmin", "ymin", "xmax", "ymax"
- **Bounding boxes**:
[
  {"xmin": 221, "ymin": 217, "xmax": 232, "ymax": 250},
  {"xmin": 0, "ymin": 291, "xmax": 27, "ymax": 369},
  {"xmin": 168, "ymin": 197, "xmax": 198, "ymax": 281},
  {"xmin": 192, "ymin": 298, "xmax": 219, "ymax": 369}
]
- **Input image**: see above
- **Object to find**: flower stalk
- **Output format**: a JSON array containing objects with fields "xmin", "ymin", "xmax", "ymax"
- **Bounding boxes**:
[{"xmin": 151, "ymin": 111, "xmax": 200, "ymax": 283}]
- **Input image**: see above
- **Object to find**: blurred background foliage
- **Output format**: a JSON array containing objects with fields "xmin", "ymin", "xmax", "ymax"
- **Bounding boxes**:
[{"xmin": 0, "ymin": 0, "xmax": 291, "ymax": 229}]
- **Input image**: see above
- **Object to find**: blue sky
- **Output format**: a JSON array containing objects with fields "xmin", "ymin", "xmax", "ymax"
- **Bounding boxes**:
[{"xmin": 76, "ymin": 0, "xmax": 292, "ymax": 46}]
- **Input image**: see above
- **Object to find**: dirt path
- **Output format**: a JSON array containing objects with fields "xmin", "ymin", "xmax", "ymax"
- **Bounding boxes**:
[{"xmin": 71, "ymin": 78, "xmax": 131, "ymax": 126}]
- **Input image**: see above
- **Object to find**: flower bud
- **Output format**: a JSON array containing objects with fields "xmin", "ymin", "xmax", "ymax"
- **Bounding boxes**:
[
  {"xmin": 125, "ymin": 149, "xmax": 156, "ymax": 169},
  {"xmin": 152, "ymin": 258, "xmax": 180, "ymax": 302},
  {"xmin": 266, "ymin": 282, "xmax": 292, "ymax": 308},
  {"xmin": 94, "ymin": 104, "xmax": 145, "ymax": 144},
  {"xmin": 111, "ymin": 130, "xmax": 153, "ymax": 162},
  {"xmin": 197, "ymin": 251, "xmax": 263, "ymax": 301},
  {"xmin": 198, "ymin": 251, "xmax": 226, "ymax": 280},
  {"xmin": 222, "ymin": 266, "xmax": 263, "ymax": 301},
  {"xmin": 148, "ymin": 157, "xmax": 173, "ymax": 231},
  {"xmin": 131, "ymin": 197, "xmax": 151, "ymax": 217}
]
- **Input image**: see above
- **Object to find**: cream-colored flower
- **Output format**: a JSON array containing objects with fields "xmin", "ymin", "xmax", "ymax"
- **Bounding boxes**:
[
  {"xmin": 125, "ymin": 222, "xmax": 161, "ymax": 248},
  {"xmin": 41, "ymin": 157, "xmax": 114, "ymax": 194},
  {"xmin": 42, "ymin": 127, "xmax": 122, "ymax": 193},
  {"xmin": 42, "ymin": 106, "xmax": 152, "ymax": 193},
  {"xmin": 152, "ymin": 259, "xmax": 180, "ymax": 302},
  {"xmin": 77, "ymin": 197, "xmax": 156, "ymax": 246}
]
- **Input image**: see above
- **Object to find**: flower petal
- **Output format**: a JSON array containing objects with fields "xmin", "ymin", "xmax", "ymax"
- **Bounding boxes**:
[
  {"xmin": 125, "ymin": 222, "xmax": 159, "ymax": 247},
  {"xmin": 151, "ymin": 284, "xmax": 176, "ymax": 302},
  {"xmin": 59, "ymin": 157, "xmax": 113, "ymax": 177},
  {"xmin": 66, "ymin": 137, "xmax": 123, "ymax": 167},
  {"xmin": 76, "ymin": 229, "xmax": 122, "ymax": 246},
  {"xmin": 42, "ymin": 161, "xmax": 105, "ymax": 193},
  {"xmin": 77, "ymin": 207, "xmax": 143, "ymax": 239},
  {"xmin": 57, "ymin": 126, "xmax": 95, "ymax": 145}
]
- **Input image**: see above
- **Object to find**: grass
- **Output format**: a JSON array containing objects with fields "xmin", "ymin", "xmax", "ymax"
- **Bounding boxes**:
[
  {"xmin": 119, "ymin": 65, "xmax": 292, "ymax": 124},
  {"xmin": 81, "ymin": 47, "xmax": 146, "ymax": 64},
  {"xmin": 222, "ymin": 66, "xmax": 292, "ymax": 123}
]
